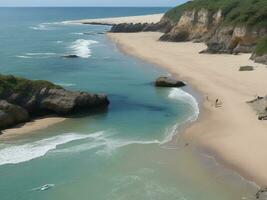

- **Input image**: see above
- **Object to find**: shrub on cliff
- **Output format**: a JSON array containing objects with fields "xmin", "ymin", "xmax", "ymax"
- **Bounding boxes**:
[
  {"xmin": 255, "ymin": 36, "xmax": 267, "ymax": 56},
  {"xmin": 164, "ymin": 0, "xmax": 267, "ymax": 27},
  {"xmin": 0, "ymin": 74, "xmax": 62, "ymax": 97}
]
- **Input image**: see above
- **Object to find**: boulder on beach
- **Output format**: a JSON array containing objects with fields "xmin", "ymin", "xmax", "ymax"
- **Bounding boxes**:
[
  {"xmin": 155, "ymin": 77, "xmax": 186, "ymax": 87},
  {"xmin": 247, "ymin": 96, "xmax": 267, "ymax": 121},
  {"xmin": 239, "ymin": 66, "xmax": 254, "ymax": 71},
  {"xmin": 256, "ymin": 187, "xmax": 267, "ymax": 199}
]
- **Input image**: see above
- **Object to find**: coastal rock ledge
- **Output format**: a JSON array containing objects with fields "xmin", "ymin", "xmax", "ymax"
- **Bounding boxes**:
[{"xmin": 0, "ymin": 74, "xmax": 109, "ymax": 130}]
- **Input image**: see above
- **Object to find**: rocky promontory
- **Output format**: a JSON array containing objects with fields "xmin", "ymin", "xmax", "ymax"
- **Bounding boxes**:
[
  {"xmin": 0, "ymin": 74, "xmax": 109, "ymax": 130},
  {"xmin": 110, "ymin": 20, "xmax": 172, "ymax": 33},
  {"xmin": 108, "ymin": 1, "xmax": 267, "ymax": 65}
]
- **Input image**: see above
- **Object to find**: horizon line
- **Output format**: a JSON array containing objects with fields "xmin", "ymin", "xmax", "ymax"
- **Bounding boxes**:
[{"xmin": 0, "ymin": 6, "xmax": 173, "ymax": 8}]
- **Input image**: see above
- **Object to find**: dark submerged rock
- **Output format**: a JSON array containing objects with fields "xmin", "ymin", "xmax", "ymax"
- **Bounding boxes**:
[
  {"xmin": 62, "ymin": 55, "xmax": 79, "ymax": 58},
  {"xmin": 155, "ymin": 77, "xmax": 186, "ymax": 88}
]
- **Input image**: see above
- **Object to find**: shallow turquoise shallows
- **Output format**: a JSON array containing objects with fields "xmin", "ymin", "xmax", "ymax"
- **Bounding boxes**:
[{"xmin": 0, "ymin": 8, "xmax": 257, "ymax": 200}]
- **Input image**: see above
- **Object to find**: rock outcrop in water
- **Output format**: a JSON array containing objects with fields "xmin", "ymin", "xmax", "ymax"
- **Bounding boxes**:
[
  {"xmin": 110, "ymin": 21, "xmax": 172, "ymax": 33},
  {"xmin": 155, "ymin": 77, "xmax": 186, "ymax": 88},
  {"xmin": 0, "ymin": 74, "xmax": 109, "ymax": 130},
  {"xmin": 158, "ymin": 0, "xmax": 267, "ymax": 64},
  {"xmin": 62, "ymin": 54, "xmax": 79, "ymax": 58}
]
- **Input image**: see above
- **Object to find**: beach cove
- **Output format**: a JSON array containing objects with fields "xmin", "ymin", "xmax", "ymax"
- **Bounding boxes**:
[
  {"xmin": 108, "ymin": 31, "xmax": 267, "ymax": 186},
  {"xmin": 0, "ymin": 7, "xmax": 264, "ymax": 200}
]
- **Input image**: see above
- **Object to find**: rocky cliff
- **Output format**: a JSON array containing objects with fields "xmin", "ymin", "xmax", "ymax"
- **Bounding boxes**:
[
  {"xmin": 0, "ymin": 74, "xmax": 109, "ymax": 130},
  {"xmin": 159, "ymin": 0, "xmax": 267, "ymax": 64}
]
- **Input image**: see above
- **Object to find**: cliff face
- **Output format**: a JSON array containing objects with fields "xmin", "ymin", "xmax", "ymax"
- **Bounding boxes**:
[
  {"xmin": 159, "ymin": 0, "xmax": 267, "ymax": 65},
  {"xmin": 160, "ymin": 9, "xmax": 222, "ymax": 42},
  {"xmin": 160, "ymin": 9, "xmax": 267, "ymax": 55}
]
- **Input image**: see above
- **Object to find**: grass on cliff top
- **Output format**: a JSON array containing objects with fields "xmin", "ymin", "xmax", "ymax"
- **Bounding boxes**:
[
  {"xmin": 0, "ymin": 74, "xmax": 62, "ymax": 96},
  {"xmin": 255, "ymin": 37, "xmax": 267, "ymax": 56},
  {"xmin": 164, "ymin": 0, "xmax": 267, "ymax": 27}
]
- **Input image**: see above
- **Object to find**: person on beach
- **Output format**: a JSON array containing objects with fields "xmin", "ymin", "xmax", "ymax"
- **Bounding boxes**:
[{"xmin": 215, "ymin": 99, "xmax": 223, "ymax": 107}]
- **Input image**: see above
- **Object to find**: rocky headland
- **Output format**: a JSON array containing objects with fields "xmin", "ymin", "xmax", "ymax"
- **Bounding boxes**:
[
  {"xmin": 110, "ymin": 0, "xmax": 267, "ymax": 65},
  {"xmin": 160, "ymin": 0, "xmax": 267, "ymax": 64},
  {"xmin": 0, "ymin": 74, "xmax": 109, "ymax": 130}
]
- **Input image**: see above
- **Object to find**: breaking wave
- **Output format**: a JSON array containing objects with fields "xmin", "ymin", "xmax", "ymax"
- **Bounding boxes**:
[
  {"xmin": 0, "ymin": 133, "xmax": 94, "ymax": 165},
  {"xmin": 53, "ymin": 131, "xmax": 160, "ymax": 155},
  {"xmin": 0, "ymin": 131, "xmax": 160, "ymax": 165},
  {"xmin": 160, "ymin": 88, "xmax": 200, "ymax": 144},
  {"xmin": 30, "ymin": 22, "xmax": 66, "ymax": 31},
  {"xmin": 168, "ymin": 88, "xmax": 199, "ymax": 122},
  {"xmin": 16, "ymin": 55, "xmax": 32, "ymax": 59},
  {"xmin": 69, "ymin": 39, "xmax": 98, "ymax": 58}
]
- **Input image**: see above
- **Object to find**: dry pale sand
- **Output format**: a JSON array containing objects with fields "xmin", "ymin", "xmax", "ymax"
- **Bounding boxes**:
[
  {"xmin": 65, "ymin": 13, "xmax": 163, "ymax": 25},
  {"xmin": 0, "ymin": 117, "xmax": 66, "ymax": 140},
  {"xmin": 108, "ymin": 32, "xmax": 267, "ymax": 187}
]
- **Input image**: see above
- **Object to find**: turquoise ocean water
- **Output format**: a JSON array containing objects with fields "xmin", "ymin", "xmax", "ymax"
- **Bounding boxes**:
[{"xmin": 0, "ymin": 8, "xmax": 257, "ymax": 200}]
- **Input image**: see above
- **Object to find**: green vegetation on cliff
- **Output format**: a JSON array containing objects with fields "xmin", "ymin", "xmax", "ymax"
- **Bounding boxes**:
[
  {"xmin": 0, "ymin": 74, "xmax": 61, "ymax": 96},
  {"xmin": 255, "ymin": 37, "xmax": 267, "ymax": 56},
  {"xmin": 164, "ymin": 0, "xmax": 267, "ymax": 27}
]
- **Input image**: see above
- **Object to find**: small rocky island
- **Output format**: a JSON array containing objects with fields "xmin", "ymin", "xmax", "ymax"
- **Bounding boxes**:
[
  {"xmin": 0, "ymin": 74, "xmax": 109, "ymax": 130},
  {"xmin": 155, "ymin": 76, "xmax": 186, "ymax": 87}
]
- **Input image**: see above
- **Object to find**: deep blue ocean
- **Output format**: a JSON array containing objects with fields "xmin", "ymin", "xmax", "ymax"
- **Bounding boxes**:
[{"xmin": 0, "ymin": 7, "xmax": 256, "ymax": 200}]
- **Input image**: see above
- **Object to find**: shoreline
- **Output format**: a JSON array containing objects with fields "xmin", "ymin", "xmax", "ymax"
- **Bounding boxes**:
[
  {"xmin": 107, "ymin": 32, "xmax": 267, "ymax": 187},
  {"xmin": 0, "ymin": 116, "xmax": 66, "ymax": 140},
  {"xmin": 65, "ymin": 13, "xmax": 163, "ymax": 25}
]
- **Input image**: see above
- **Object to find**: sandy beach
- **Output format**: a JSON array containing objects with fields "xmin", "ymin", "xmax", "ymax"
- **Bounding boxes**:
[
  {"xmin": 65, "ymin": 13, "xmax": 163, "ymax": 25},
  {"xmin": 3, "ymin": 12, "xmax": 267, "ymax": 187},
  {"xmin": 1, "ymin": 117, "xmax": 66, "ymax": 140},
  {"xmin": 108, "ymin": 32, "xmax": 267, "ymax": 186}
]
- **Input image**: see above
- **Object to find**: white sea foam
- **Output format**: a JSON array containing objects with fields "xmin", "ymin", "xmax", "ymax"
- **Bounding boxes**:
[
  {"xmin": 30, "ymin": 22, "xmax": 66, "ymax": 31},
  {"xmin": 168, "ymin": 88, "xmax": 199, "ymax": 121},
  {"xmin": 0, "ymin": 133, "xmax": 94, "ymax": 165},
  {"xmin": 25, "ymin": 53, "xmax": 56, "ymax": 56},
  {"xmin": 16, "ymin": 55, "xmax": 32, "ymax": 59},
  {"xmin": 54, "ymin": 131, "xmax": 160, "ymax": 155},
  {"xmin": 56, "ymin": 41, "xmax": 63, "ymax": 44},
  {"xmin": 69, "ymin": 39, "xmax": 98, "ymax": 58},
  {"xmin": 160, "ymin": 88, "xmax": 200, "ymax": 144},
  {"xmin": 0, "ymin": 130, "xmax": 161, "ymax": 165},
  {"xmin": 30, "ymin": 24, "xmax": 54, "ymax": 31},
  {"xmin": 71, "ymin": 32, "xmax": 84, "ymax": 35}
]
